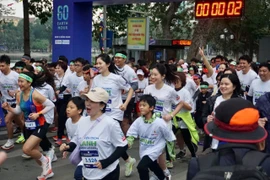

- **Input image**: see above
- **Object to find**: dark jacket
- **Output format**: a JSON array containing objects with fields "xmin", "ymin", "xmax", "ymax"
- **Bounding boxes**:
[
  {"xmin": 187, "ymin": 143, "xmax": 270, "ymax": 180},
  {"xmin": 194, "ymin": 91, "xmax": 212, "ymax": 129},
  {"xmin": 201, "ymin": 93, "xmax": 240, "ymax": 151},
  {"xmin": 256, "ymin": 92, "xmax": 270, "ymax": 153}
]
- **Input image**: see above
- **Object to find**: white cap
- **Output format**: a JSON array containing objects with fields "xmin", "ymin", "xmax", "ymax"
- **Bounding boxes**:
[
  {"xmin": 137, "ymin": 69, "xmax": 144, "ymax": 76},
  {"xmin": 81, "ymin": 87, "xmax": 109, "ymax": 104}
]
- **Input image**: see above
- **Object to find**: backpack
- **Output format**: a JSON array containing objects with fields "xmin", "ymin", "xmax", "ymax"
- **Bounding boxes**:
[{"xmin": 193, "ymin": 149, "xmax": 270, "ymax": 180}]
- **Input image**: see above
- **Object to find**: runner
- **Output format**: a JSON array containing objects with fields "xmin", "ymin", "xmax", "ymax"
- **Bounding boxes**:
[
  {"xmin": 0, "ymin": 55, "xmax": 25, "ymax": 150},
  {"xmin": 114, "ymin": 51, "xmax": 138, "ymax": 135},
  {"xmin": 60, "ymin": 87, "xmax": 128, "ymax": 180},
  {"xmin": 127, "ymin": 95, "xmax": 174, "ymax": 180},
  {"xmin": 92, "ymin": 53, "xmax": 136, "ymax": 177},
  {"xmin": 247, "ymin": 62, "xmax": 270, "ymax": 105},
  {"xmin": 237, "ymin": 55, "xmax": 257, "ymax": 94},
  {"xmin": 144, "ymin": 63, "xmax": 183, "ymax": 179},
  {"xmin": 2, "ymin": 71, "xmax": 55, "ymax": 179}
]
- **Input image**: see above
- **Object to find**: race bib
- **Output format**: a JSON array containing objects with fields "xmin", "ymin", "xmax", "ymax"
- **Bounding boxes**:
[
  {"xmin": 81, "ymin": 150, "xmax": 99, "ymax": 168},
  {"xmin": 25, "ymin": 118, "xmax": 37, "ymax": 130},
  {"xmin": 155, "ymin": 100, "xmax": 164, "ymax": 112}
]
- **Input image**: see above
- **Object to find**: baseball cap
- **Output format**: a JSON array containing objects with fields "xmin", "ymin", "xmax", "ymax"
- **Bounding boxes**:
[
  {"xmin": 137, "ymin": 69, "xmax": 144, "ymax": 76},
  {"xmin": 81, "ymin": 87, "xmax": 109, "ymax": 104}
]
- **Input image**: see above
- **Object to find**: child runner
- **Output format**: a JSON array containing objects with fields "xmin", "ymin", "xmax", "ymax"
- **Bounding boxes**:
[
  {"xmin": 2, "ymin": 72, "xmax": 55, "ymax": 180},
  {"xmin": 127, "ymin": 95, "xmax": 174, "ymax": 180}
]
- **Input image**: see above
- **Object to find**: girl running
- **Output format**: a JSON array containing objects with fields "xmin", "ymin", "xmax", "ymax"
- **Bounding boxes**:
[{"xmin": 2, "ymin": 72, "xmax": 55, "ymax": 180}]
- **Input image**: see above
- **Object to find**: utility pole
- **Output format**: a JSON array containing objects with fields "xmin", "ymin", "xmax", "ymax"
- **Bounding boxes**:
[{"xmin": 103, "ymin": 5, "xmax": 107, "ymax": 52}]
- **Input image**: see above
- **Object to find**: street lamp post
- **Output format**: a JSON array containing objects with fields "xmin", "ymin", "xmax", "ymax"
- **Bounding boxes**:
[{"xmin": 220, "ymin": 28, "xmax": 234, "ymax": 57}]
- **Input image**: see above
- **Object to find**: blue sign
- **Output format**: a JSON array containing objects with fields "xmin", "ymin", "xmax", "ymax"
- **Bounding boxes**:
[{"xmin": 52, "ymin": 1, "xmax": 92, "ymax": 62}]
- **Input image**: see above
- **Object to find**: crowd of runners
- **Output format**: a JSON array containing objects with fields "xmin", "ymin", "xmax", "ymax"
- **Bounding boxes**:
[{"xmin": 0, "ymin": 47, "xmax": 270, "ymax": 180}]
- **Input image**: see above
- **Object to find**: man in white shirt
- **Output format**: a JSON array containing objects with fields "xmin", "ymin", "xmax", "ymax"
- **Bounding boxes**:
[
  {"xmin": 237, "ymin": 55, "xmax": 257, "ymax": 94},
  {"xmin": 0, "ymin": 55, "xmax": 25, "ymax": 150},
  {"xmin": 66, "ymin": 58, "xmax": 86, "ymax": 97},
  {"xmin": 247, "ymin": 62, "xmax": 270, "ymax": 104}
]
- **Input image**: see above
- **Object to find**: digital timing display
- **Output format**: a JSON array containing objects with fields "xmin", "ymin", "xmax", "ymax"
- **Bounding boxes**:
[{"xmin": 195, "ymin": 0, "xmax": 244, "ymax": 19}]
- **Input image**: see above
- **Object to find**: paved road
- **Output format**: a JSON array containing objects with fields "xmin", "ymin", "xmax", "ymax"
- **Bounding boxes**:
[{"xmin": 0, "ymin": 131, "xmax": 190, "ymax": 180}]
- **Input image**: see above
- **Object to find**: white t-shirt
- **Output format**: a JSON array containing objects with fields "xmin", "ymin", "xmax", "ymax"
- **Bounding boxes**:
[
  {"xmin": 116, "ymin": 65, "xmax": 138, "ymax": 100},
  {"xmin": 77, "ymin": 80, "xmax": 89, "ymax": 95},
  {"xmin": 65, "ymin": 116, "xmax": 85, "ymax": 140},
  {"xmin": 237, "ymin": 69, "xmax": 257, "ymax": 92},
  {"xmin": 211, "ymin": 95, "xmax": 226, "ymax": 149},
  {"xmin": 127, "ymin": 116, "xmax": 174, "ymax": 161},
  {"xmin": 202, "ymin": 72, "xmax": 217, "ymax": 86},
  {"xmin": 92, "ymin": 73, "xmax": 131, "ymax": 121},
  {"xmin": 0, "ymin": 70, "xmax": 19, "ymax": 103},
  {"xmin": 144, "ymin": 84, "xmax": 181, "ymax": 116},
  {"xmin": 35, "ymin": 83, "xmax": 55, "ymax": 124},
  {"xmin": 248, "ymin": 78, "xmax": 270, "ymax": 105},
  {"xmin": 72, "ymin": 114, "xmax": 127, "ymax": 180},
  {"xmin": 54, "ymin": 73, "xmax": 70, "ymax": 95},
  {"xmin": 173, "ymin": 87, "xmax": 193, "ymax": 129},
  {"xmin": 66, "ymin": 73, "xmax": 84, "ymax": 97},
  {"xmin": 136, "ymin": 78, "xmax": 149, "ymax": 102},
  {"xmin": 185, "ymin": 77, "xmax": 197, "ymax": 97},
  {"xmin": 144, "ymin": 84, "xmax": 180, "ymax": 140}
]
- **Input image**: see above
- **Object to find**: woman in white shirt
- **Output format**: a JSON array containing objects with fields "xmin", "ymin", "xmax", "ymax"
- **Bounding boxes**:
[
  {"xmin": 144, "ymin": 63, "xmax": 183, "ymax": 178},
  {"xmin": 60, "ymin": 87, "xmax": 128, "ymax": 180},
  {"xmin": 205, "ymin": 74, "xmax": 242, "ymax": 150}
]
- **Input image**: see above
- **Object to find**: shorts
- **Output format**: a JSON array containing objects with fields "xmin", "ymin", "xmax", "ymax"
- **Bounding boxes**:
[{"xmin": 24, "ymin": 122, "xmax": 50, "ymax": 140}]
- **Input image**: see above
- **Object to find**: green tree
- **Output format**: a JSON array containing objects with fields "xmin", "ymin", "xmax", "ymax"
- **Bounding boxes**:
[{"xmin": 22, "ymin": 0, "xmax": 52, "ymax": 54}]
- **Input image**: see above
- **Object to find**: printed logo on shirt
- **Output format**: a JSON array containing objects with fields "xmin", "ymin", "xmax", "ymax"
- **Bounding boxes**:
[
  {"xmin": 254, "ymin": 91, "xmax": 267, "ymax": 103},
  {"xmin": 140, "ymin": 137, "xmax": 155, "ymax": 146},
  {"xmin": 103, "ymin": 88, "xmax": 112, "ymax": 96},
  {"xmin": 155, "ymin": 100, "xmax": 164, "ymax": 112},
  {"xmin": 151, "ymin": 130, "xmax": 158, "ymax": 137},
  {"xmin": 3, "ymin": 84, "xmax": 13, "ymax": 90},
  {"xmin": 176, "ymin": 95, "xmax": 180, "ymax": 101}
]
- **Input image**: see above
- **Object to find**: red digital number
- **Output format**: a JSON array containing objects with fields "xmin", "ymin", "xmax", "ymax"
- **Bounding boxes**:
[
  {"xmin": 196, "ymin": 3, "xmax": 203, "ymax": 17},
  {"xmin": 235, "ymin": 1, "xmax": 243, "ymax": 15},
  {"xmin": 203, "ymin": 3, "xmax": 210, "ymax": 16},
  {"xmin": 211, "ymin": 2, "xmax": 219, "ymax": 16},
  {"xmin": 195, "ymin": 0, "xmax": 243, "ymax": 19},
  {"xmin": 218, "ymin": 2, "xmax": 226, "ymax": 16},
  {"xmin": 227, "ymin": 2, "xmax": 235, "ymax": 15}
]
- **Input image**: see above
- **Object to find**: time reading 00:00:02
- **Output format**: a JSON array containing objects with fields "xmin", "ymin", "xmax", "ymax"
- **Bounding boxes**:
[{"xmin": 195, "ymin": 0, "xmax": 244, "ymax": 19}]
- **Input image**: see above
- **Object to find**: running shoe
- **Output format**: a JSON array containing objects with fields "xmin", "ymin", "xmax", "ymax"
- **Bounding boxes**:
[
  {"xmin": 53, "ymin": 135, "xmax": 67, "ymax": 141},
  {"xmin": 37, "ymin": 171, "xmax": 54, "ymax": 180},
  {"xmin": 164, "ymin": 169, "xmax": 172, "ymax": 180},
  {"xmin": 166, "ymin": 160, "xmax": 174, "ymax": 169},
  {"xmin": 55, "ymin": 139, "xmax": 62, "ymax": 146},
  {"xmin": 125, "ymin": 157, "xmax": 136, "ymax": 177},
  {"xmin": 1, "ymin": 139, "xmax": 14, "ymax": 150},
  {"xmin": 176, "ymin": 149, "xmax": 186, "ymax": 159},
  {"xmin": 22, "ymin": 153, "xmax": 31, "ymax": 159},
  {"xmin": 15, "ymin": 135, "xmax": 25, "ymax": 144},
  {"xmin": 49, "ymin": 127, "xmax": 58, "ymax": 133},
  {"xmin": 41, "ymin": 156, "xmax": 53, "ymax": 177},
  {"xmin": 44, "ymin": 148, "xmax": 57, "ymax": 162}
]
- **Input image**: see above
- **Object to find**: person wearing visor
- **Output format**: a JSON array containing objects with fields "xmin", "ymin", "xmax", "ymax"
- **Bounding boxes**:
[
  {"xmin": 2, "ymin": 72, "xmax": 55, "ymax": 180},
  {"xmin": 60, "ymin": 87, "xmax": 128, "ymax": 180},
  {"xmin": 187, "ymin": 98, "xmax": 270, "ymax": 179}
]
